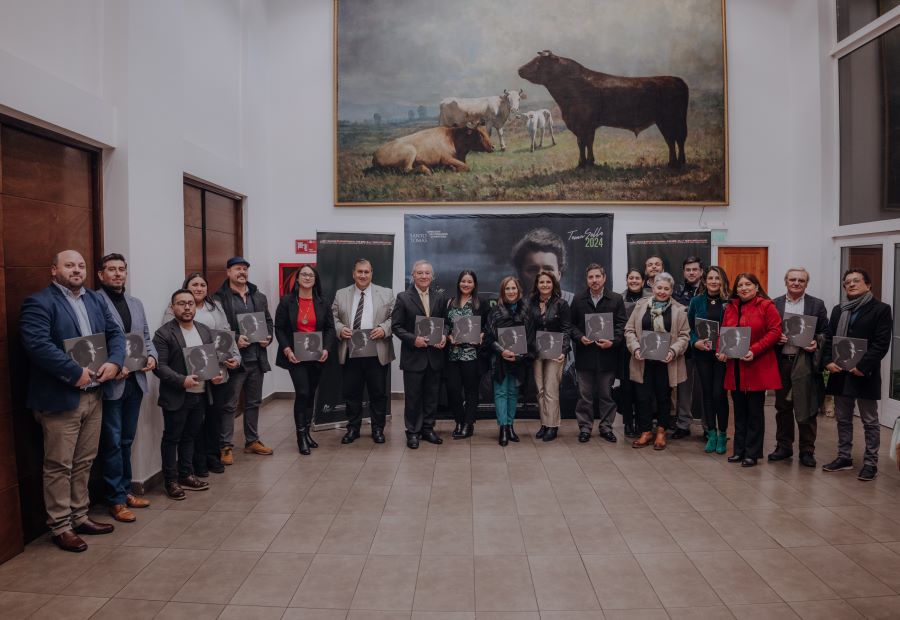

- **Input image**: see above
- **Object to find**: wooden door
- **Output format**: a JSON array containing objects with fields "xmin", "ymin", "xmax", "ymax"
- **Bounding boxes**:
[
  {"xmin": 843, "ymin": 247, "xmax": 883, "ymax": 300},
  {"xmin": 717, "ymin": 247, "xmax": 769, "ymax": 292},
  {"xmin": 183, "ymin": 180, "xmax": 242, "ymax": 290},
  {"xmin": 0, "ymin": 120, "xmax": 100, "ymax": 555}
]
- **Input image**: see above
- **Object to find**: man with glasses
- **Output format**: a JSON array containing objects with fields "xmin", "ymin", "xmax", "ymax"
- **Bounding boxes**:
[{"xmin": 821, "ymin": 269, "xmax": 892, "ymax": 481}]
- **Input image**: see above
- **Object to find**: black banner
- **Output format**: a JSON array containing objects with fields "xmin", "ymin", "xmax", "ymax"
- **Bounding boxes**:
[
  {"xmin": 313, "ymin": 232, "xmax": 394, "ymax": 428},
  {"xmin": 404, "ymin": 213, "xmax": 614, "ymax": 417},
  {"xmin": 626, "ymin": 232, "xmax": 712, "ymax": 280}
]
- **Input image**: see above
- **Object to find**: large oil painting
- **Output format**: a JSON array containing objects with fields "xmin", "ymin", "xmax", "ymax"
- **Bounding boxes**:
[{"xmin": 335, "ymin": 0, "xmax": 728, "ymax": 206}]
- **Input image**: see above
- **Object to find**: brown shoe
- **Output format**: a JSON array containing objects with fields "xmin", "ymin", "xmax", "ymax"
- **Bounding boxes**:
[
  {"xmin": 220, "ymin": 446, "xmax": 234, "ymax": 465},
  {"xmin": 74, "ymin": 518, "xmax": 115, "ymax": 535},
  {"xmin": 109, "ymin": 504, "xmax": 136, "ymax": 522},
  {"xmin": 165, "ymin": 481, "xmax": 186, "ymax": 500},
  {"xmin": 653, "ymin": 426, "xmax": 667, "ymax": 451},
  {"xmin": 632, "ymin": 431, "xmax": 653, "ymax": 448},
  {"xmin": 178, "ymin": 475, "xmax": 210, "ymax": 491},
  {"xmin": 52, "ymin": 530, "xmax": 87, "ymax": 553},
  {"xmin": 126, "ymin": 494, "xmax": 150, "ymax": 509},
  {"xmin": 244, "ymin": 440, "xmax": 273, "ymax": 455}
]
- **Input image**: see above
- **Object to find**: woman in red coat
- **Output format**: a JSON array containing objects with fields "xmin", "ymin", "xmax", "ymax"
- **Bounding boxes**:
[{"xmin": 716, "ymin": 273, "xmax": 782, "ymax": 467}]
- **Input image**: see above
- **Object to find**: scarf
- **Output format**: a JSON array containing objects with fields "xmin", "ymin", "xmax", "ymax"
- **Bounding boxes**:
[
  {"xmin": 649, "ymin": 299, "xmax": 671, "ymax": 333},
  {"xmin": 836, "ymin": 291, "xmax": 873, "ymax": 337}
]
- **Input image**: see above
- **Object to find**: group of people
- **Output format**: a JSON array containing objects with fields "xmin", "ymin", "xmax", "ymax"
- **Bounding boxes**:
[{"xmin": 18, "ymin": 248, "xmax": 894, "ymax": 555}]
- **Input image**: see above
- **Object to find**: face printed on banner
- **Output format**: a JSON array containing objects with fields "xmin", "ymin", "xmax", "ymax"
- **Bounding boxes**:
[{"xmin": 519, "ymin": 251, "xmax": 561, "ymax": 291}]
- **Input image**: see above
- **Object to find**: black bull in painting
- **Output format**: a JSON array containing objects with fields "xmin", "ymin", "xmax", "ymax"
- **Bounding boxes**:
[{"xmin": 518, "ymin": 50, "xmax": 689, "ymax": 169}]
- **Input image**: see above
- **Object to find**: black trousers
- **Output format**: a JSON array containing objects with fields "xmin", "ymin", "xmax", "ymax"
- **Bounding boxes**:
[
  {"xmin": 614, "ymin": 378, "xmax": 638, "ymax": 427},
  {"xmin": 445, "ymin": 359, "xmax": 480, "ymax": 425},
  {"xmin": 288, "ymin": 362, "xmax": 323, "ymax": 430},
  {"xmin": 773, "ymin": 355, "xmax": 817, "ymax": 454},
  {"xmin": 695, "ymin": 353, "xmax": 729, "ymax": 432},
  {"xmin": 636, "ymin": 361, "xmax": 671, "ymax": 433},
  {"xmin": 162, "ymin": 392, "xmax": 205, "ymax": 482},
  {"xmin": 343, "ymin": 357, "xmax": 388, "ymax": 431},
  {"xmin": 403, "ymin": 365, "xmax": 442, "ymax": 435},
  {"xmin": 194, "ymin": 383, "xmax": 228, "ymax": 473},
  {"xmin": 731, "ymin": 390, "xmax": 765, "ymax": 459}
]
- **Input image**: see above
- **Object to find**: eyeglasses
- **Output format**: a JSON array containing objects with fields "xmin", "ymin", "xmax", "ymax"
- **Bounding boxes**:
[
  {"xmin": 843, "ymin": 278, "xmax": 865, "ymax": 286},
  {"xmin": 299, "ymin": 273, "xmax": 316, "ymax": 279},
  {"xmin": 173, "ymin": 301, "xmax": 195, "ymax": 308}
]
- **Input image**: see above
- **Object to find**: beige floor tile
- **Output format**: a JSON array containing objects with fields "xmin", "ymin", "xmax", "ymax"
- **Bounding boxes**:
[
  {"xmin": 473, "ymin": 516, "xmax": 525, "ymax": 555},
  {"xmin": 665, "ymin": 606, "xmax": 734, "ymax": 619},
  {"xmin": 728, "ymin": 602, "xmax": 800, "ymax": 619},
  {"xmin": 474, "ymin": 555, "xmax": 538, "ymax": 611},
  {"xmin": 743, "ymin": 509, "xmax": 829, "ymax": 548},
  {"xmin": 0, "ymin": 591, "xmax": 52, "ymax": 619},
  {"xmin": 782, "ymin": 507, "xmax": 875, "ymax": 545},
  {"xmin": 513, "ymin": 484, "xmax": 563, "ymax": 516},
  {"xmin": 412, "ymin": 612, "xmax": 475, "ymax": 620},
  {"xmin": 219, "ymin": 512, "xmax": 290, "ymax": 552},
  {"xmin": 787, "ymin": 545, "xmax": 894, "ymax": 598},
  {"xmin": 119, "ymin": 509, "xmax": 206, "ymax": 548},
  {"xmin": 711, "ymin": 481, "xmax": 780, "ymax": 510},
  {"xmin": 291, "ymin": 554, "xmax": 366, "ymax": 608},
  {"xmin": 581, "ymin": 554, "xmax": 660, "ymax": 610},
  {"xmin": 283, "ymin": 608, "xmax": 349, "ymax": 620},
  {"xmin": 700, "ymin": 510, "xmax": 779, "ymax": 550},
  {"xmin": 428, "ymin": 484, "xmax": 474, "ymax": 516},
  {"xmin": 172, "ymin": 549, "xmax": 260, "ymax": 604},
  {"xmin": 116, "ymin": 547, "xmax": 212, "ymax": 600},
  {"xmin": 597, "ymin": 610, "xmax": 667, "ymax": 620},
  {"xmin": 633, "ymin": 552, "xmax": 720, "ymax": 608},
  {"xmin": 687, "ymin": 550, "xmax": 780, "ymax": 605},
  {"xmin": 385, "ymin": 485, "xmax": 432, "ymax": 516},
  {"xmin": 352, "ymin": 555, "xmax": 420, "ymax": 610},
  {"xmin": 845, "ymin": 595, "xmax": 900, "ymax": 619},
  {"xmin": 230, "ymin": 552, "xmax": 313, "ymax": 607},
  {"xmin": 65, "ymin": 545, "xmax": 162, "ymax": 597},
  {"xmin": 340, "ymin": 483, "xmax": 391, "ymax": 515},
  {"xmin": 414, "ymin": 555, "xmax": 475, "ymax": 611},
  {"xmin": 90, "ymin": 597, "xmax": 167, "ymax": 619},
  {"xmin": 653, "ymin": 511, "xmax": 730, "ymax": 553},
  {"xmin": 472, "ymin": 484, "xmax": 518, "ymax": 516},
  {"xmin": 296, "ymin": 481, "xmax": 354, "ymax": 514},
  {"xmin": 219, "ymin": 604, "xmax": 288, "ymax": 620},
  {"xmin": 371, "ymin": 514, "xmax": 427, "ymax": 555},
  {"xmin": 423, "ymin": 515, "xmax": 475, "ymax": 555},
  {"xmin": 29, "ymin": 594, "xmax": 108, "ymax": 620},
  {"xmin": 348, "ymin": 612, "xmax": 412, "ymax": 620},
  {"xmin": 530, "ymin": 555, "xmax": 600, "ymax": 611},
  {"xmin": 318, "ymin": 513, "xmax": 380, "ymax": 554},
  {"xmin": 211, "ymin": 483, "xmax": 272, "ymax": 513},
  {"xmin": 355, "ymin": 461, "xmax": 402, "ymax": 486},
  {"xmin": 169, "ymin": 510, "xmax": 246, "ymax": 549},
  {"xmin": 828, "ymin": 505, "xmax": 900, "ymax": 542},
  {"xmin": 738, "ymin": 549, "xmax": 838, "ymax": 602},
  {"xmin": 563, "ymin": 514, "xmax": 630, "ymax": 555},
  {"xmin": 155, "ymin": 601, "xmax": 225, "ymax": 619},
  {"xmin": 268, "ymin": 513, "xmax": 336, "ymax": 553},
  {"xmin": 537, "ymin": 612, "xmax": 605, "ymax": 620},
  {"xmin": 832, "ymin": 543, "xmax": 900, "ymax": 590},
  {"xmin": 787, "ymin": 599, "xmax": 864, "ymax": 619},
  {"xmin": 476, "ymin": 613, "xmax": 540, "ymax": 620},
  {"xmin": 608, "ymin": 512, "xmax": 680, "ymax": 554},
  {"xmin": 519, "ymin": 514, "xmax": 577, "ymax": 555}
]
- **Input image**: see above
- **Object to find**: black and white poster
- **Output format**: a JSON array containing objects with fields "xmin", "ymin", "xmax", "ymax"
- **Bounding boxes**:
[
  {"xmin": 536, "ymin": 331, "xmax": 563, "ymax": 359},
  {"xmin": 293, "ymin": 331, "xmax": 323, "ymax": 361},
  {"xmin": 498, "ymin": 326, "xmax": 527, "ymax": 355},
  {"xmin": 315, "ymin": 231, "xmax": 395, "ymax": 428},
  {"xmin": 237, "ymin": 311, "xmax": 268, "ymax": 343},
  {"xmin": 695, "ymin": 318, "xmax": 719, "ymax": 349},
  {"xmin": 626, "ymin": 232, "xmax": 712, "ymax": 278},
  {"xmin": 718, "ymin": 326, "xmax": 751, "ymax": 359},
  {"xmin": 64, "ymin": 333, "xmax": 108, "ymax": 374},
  {"xmin": 213, "ymin": 330, "xmax": 236, "ymax": 363},
  {"xmin": 783, "ymin": 313, "xmax": 816, "ymax": 348},
  {"xmin": 349, "ymin": 329, "xmax": 378, "ymax": 358},
  {"xmin": 183, "ymin": 344, "xmax": 220, "ymax": 381},
  {"xmin": 832, "ymin": 336, "xmax": 867, "ymax": 371},
  {"xmin": 124, "ymin": 333, "xmax": 147, "ymax": 372},
  {"xmin": 585, "ymin": 312, "xmax": 613, "ymax": 341},
  {"xmin": 451, "ymin": 315, "xmax": 481, "ymax": 345},
  {"xmin": 640, "ymin": 332, "xmax": 671, "ymax": 361},
  {"xmin": 415, "ymin": 316, "xmax": 444, "ymax": 345}
]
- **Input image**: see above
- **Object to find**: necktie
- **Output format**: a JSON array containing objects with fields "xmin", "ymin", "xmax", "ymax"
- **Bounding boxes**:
[
  {"xmin": 420, "ymin": 290, "xmax": 430, "ymax": 317},
  {"xmin": 353, "ymin": 291, "xmax": 365, "ymax": 330}
]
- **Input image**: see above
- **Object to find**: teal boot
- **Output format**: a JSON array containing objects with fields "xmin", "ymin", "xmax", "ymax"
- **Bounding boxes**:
[
  {"xmin": 704, "ymin": 430, "xmax": 717, "ymax": 453},
  {"xmin": 716, "ymin": 431, "xmax": 728, "ymax": 454}
]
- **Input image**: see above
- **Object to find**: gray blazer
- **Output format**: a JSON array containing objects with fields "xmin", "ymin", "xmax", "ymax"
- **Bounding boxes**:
[
  {"xmin": 98, "ymin": 288, "xmax": 159, "ymax": 400},
  {"xmin": 332, "ymin": 283, "xmax": 395, "ymax": 365}
]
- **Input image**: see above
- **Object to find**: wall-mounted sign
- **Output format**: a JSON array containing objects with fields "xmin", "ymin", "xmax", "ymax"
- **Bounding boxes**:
[{"xmin": 295, "ymin": 239, "xmax": 317, "ymax": 254}]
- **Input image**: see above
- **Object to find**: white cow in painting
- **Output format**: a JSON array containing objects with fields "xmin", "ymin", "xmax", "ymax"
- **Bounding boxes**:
[
  {"xmin": 438, "ymin": 88, "xmax": 525, "ymax": 151},
  {"xmin": 520, "ymin": 109, "xmax": 556, "ymax": 152}
]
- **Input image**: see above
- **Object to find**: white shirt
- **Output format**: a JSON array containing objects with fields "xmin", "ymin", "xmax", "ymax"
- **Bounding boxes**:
[
  {"xmin": 350, "ymin": 285, "xmax": 375, "ymax": 330},
  {"xmin": 194, "ymin": 304, "xmax": 216, "ymax": 328},
  {"xmin": 180, "ymin": 325, "xmax": 206, "ymax": 393}
]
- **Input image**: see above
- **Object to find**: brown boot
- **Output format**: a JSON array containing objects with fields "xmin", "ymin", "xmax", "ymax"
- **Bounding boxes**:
[
  {"xmin": 653, "ymin": 426, "xmax": 667, "ymax": 450},
  {"xmin": 632, "ymin": 431, "xmax": 653, "ymax": 448}
]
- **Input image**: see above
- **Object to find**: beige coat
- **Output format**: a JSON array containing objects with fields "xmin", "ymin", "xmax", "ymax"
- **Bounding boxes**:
[{"xmin": 624, "ymin": 297, "xmax": 690, "ymax": 387}]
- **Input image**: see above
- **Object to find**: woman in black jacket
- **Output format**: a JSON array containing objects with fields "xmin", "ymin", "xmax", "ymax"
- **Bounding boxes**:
[
  {"xmin": 446, "ymin": 270, "xmax": 489, "ymax": 439},
  {"xmin": 274, "ymin": 265, "xmax": 336, "ymax": 455},
  {"xmin": 527, "ymin": 271, "xmax": 571, "ymax": 441},
  {"xmin": 616, "ymin": 268, "xmax": 646, "ymax": 437},
  {"xmin": 486, "ymin": 276, "xmax": 533, "ymax": 446}
]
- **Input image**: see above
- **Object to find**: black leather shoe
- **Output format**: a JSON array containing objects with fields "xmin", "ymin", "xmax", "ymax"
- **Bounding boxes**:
[
  {"xmin": 741, "ymin": 458, "xmax": 758, "ymax": 468},
  {"xmin": 624, "ymin": 423, "xmax": 637, "ymax": 438},
  {"xmin": 578, "ymin": 431, "xmax": 591, "ymax": 443},
  {"xmin": 53, "ymin": 530, "xmax": 87, "ymax": 552},
  {"xmin": 799, "ymin": 452, "xmax": 817, "ymax": 468},
  {"xmin": 422, "ymin": 430, "xmax": 443, "ymax": 445},
  {"xmin": 542, "ymin": 427, "xmax": 558, "ymax": 442},
  {"xmin": 463, "ymin": 423, "xmax": 475, "ymax": 438},
  {"xmin": 73, "ymin": 519, "xmax": 115, "ymax": 535},
  {"xmin": 406, "ymin": 434, "xmax": 420, "ymax": 449},
  {"xmin": 767, "ymin": 448, "xmax": 793, "ymax": 462},
  {"xmin": 507, "ymin": 426, "xmax": 520, "ymax": 442},
  {"xmin": 372, "ymin": 428, "xmax": 386, "ymax": 444},
  {"xmin": 178, "ymin": 475, "xmax": 210, "ymax": 491},
  {"xmin": 599, "ymin": 430, "xmax": 617, "ymax": 443},
  {"xmin": 341, "ymin": 428, "xmax": 360, "ymax": 444},
  {"xmin": 498, "ymin": 425, "xmax": 509, "ymax": 447},
  {"xmin": 669, "ymin": 428, "xmax": 691, "ymax": 440},
  {"xmin": 297, "ymin": 429, "xmax": 311, "ymax": 455},
  {"xmin": 165, "ymin": 481, "xmax": 186, "ymax": 500},
  {"xmin": 727, "ymin": 454, "xmax": 744, "ymax": 463},
  {"xmin": 535, "ymin": 425, "xmax": 548, "ymax": 439},
  {"xmin": 305, "ymin": 430, "xmax": 319, "ymax": 449},
  {"xmin": 452, "ymin": 423, "xmax": 464, "ymax": 439}
]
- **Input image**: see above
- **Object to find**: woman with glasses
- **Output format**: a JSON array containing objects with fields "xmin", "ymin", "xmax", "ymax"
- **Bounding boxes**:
[{"xmin": 274, "ymin": 265, "xmax": 336, "ymax": 455}]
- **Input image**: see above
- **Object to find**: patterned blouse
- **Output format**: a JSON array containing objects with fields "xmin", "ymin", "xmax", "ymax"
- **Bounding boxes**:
[{"xmin": 447, "ymin": 299, "xmax": 479, "ymax": 362}]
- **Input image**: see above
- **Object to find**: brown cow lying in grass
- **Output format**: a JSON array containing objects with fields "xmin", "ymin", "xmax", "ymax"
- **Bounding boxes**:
[{"xmin": 372, "ymin": 125, "xmax": 494, "ymax": 175}]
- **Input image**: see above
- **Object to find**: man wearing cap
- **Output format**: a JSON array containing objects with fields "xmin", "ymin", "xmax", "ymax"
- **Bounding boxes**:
[{"xmin": 214, "ymin": 257, "xmax": 275, "ymax": 462}]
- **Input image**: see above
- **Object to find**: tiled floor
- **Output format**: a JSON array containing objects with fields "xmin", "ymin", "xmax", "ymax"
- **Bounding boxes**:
[{"xmin": 2, "ymin": 398, "xmax": 900, "ymax": 619}]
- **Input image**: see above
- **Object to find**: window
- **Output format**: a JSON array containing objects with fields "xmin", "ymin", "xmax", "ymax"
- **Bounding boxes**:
[
  {"xmin": 837, "ymin": 0, "xmax": 900, "ymax": 40},
  {"xmin": 183, "ymin": 179, "xmax": 243, "ymax": 288}
]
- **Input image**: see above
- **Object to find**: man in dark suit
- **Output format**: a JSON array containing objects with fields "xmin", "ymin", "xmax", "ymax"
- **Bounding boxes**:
[
  {"xmin": 822, "ymin": 268, "xmax": 893, "ymax": 481},
  {"xmin": 392, "ymin": 260, "xmax": 448, "ymax": 449},
  {"xmin": 153, "ymin": 289, "xmax": 226, "ymax": 499},
  {"xmin": 768, "ymin": 268, "xmax": 828, "ymax": 467},
  {"xmin": 96, "ymin": 253, "xmax": 159, "ymax": 523},
  {"xmin": 19, "ymin": 250, "xmax": 125, "ymax": 553},
  {"xmin": 570, "ymin": 263, "xmax": 627, "ymax": 443}
]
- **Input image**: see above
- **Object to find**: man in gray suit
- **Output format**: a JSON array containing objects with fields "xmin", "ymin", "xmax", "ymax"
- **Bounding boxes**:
[
  {"xmin": 332, "ymin": 258, "xmax": 395, "ymax": 444},
  {"xmin": 768, "ymin": 268, "xmax": 828, "ymax": 468},
  {"xmin": 96, "ymin": 253, "xmax": 158, "ymax": 522}
]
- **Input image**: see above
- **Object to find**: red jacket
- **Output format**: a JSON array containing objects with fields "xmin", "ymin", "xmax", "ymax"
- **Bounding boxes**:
[{"xmin": 722, "ymin": 296, "xmax": 782, "ymax": 392}]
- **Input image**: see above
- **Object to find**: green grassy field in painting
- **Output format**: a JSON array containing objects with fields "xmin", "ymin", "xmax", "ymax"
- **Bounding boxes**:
[{"xmin": 336, "ymin": 102, "xmax": 726, "ymax": 204}]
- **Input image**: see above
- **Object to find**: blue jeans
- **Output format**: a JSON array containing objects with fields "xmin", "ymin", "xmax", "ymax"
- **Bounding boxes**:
[
  {"xmin": 493, "ymin": 376, "xmax": 519, "ymax": 426},
  {"xmin": 100, "ymin": 378, "xmax": 144, "ymax": 505}
]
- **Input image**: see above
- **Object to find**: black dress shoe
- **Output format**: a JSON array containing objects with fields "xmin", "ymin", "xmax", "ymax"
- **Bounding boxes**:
[
  {"xmin": 507, "ymin": 426, "xmax": 520, "ymax": 442},
  {"xmin": 599, "ymin": 430, "xmax": 617, "ymax": 443},
  {"xmin": 53, "ymin": 530, "xmax": 87, "ymax": 552},
  {"xmin": 578, "ymin": 431, "xmax": 591, "ymax": 443},
  {"xmin": 341, "ymin": 428, "xmax": 360, "ymax": 444},
  {"xmin": 372, "ymin": 428, "xmax": 386, "ymax": 444},
  {"xmin": 305, "ymin": 430, "xmax": 319, "ymax": 449},
  {"xmin": 542, "ymin": 427, "xmax": 558, "ymax": 442},
  {"xmin": 297, "ymin": 429, "xmax": 311, "ymax": 455},
  {"xmin": 422, "ymin": 430, "xmax": 443, "ymax": 445},
  {"xmin": 741, "ymin": 458, "xmax": 758, "ymax": 468},
  {"xmin": 799, "ymin": 452, "xmax": 817, "ymax": 468},
  {"xmin": 463, "ymin": 423, "xmax": 475, "ymax": 438},
  {"xmin": 179, "ymin": 475, "xmax": 210, "ymax": 491},
  {"xmin": 498, "ymin": 425, "xmax": 509, "ymax": 447},
  {"xmin": 74, "ymin": 518, "xmax": 115, "ymax": 535},
  {"xmin": 624, "ymin": 423, "xmax": 637, "ymax": 438},
  {"xmin": 406, "ymin": 434, "xmax": 420, "ymax": 449},
  {"xmin": 767, "ymin": 448, "xmax": 793, "ymax": 462},
  {"xmin": 669, "ymin": 428, "xmax": 691, "ymax": 440},
  {"xmin": 535, "ymin": 425, "xmax": 548, "ymax": 439},
  {"xmin": 165, "ymin": 481, "xmax": 186, "ymax": 500},
  {"xmin": 452, "ymin": 423, "xmax": 464, "ymax": 439},
  {"xmin": 727, "ymin": 454, "xmax": 744, "ymax": 463}
]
